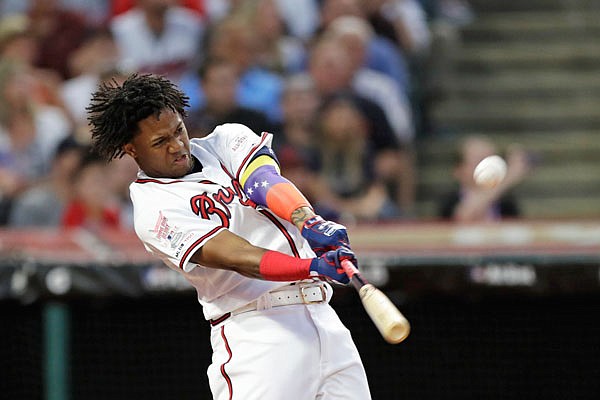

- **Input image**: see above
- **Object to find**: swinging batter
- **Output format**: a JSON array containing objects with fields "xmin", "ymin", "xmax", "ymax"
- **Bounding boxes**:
[{"xmin": 87, "ymin": 74, "xmax": 371, "ymax": 400}]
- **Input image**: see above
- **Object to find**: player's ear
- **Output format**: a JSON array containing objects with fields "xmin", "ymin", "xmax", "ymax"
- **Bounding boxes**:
[{"xmin": 122, "ymin": 143, "xmax": 137, "ymax": 159}]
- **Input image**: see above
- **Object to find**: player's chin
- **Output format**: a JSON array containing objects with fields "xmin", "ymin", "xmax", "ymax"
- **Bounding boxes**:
[{"xmin": 169, "ymin": 155, "xmax": 193, "ymax": 176}]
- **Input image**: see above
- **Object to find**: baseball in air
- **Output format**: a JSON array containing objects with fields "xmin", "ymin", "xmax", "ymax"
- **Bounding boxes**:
[{"xmin": 473, "ymin": 155, "xmax": 507, "ymax": 188}]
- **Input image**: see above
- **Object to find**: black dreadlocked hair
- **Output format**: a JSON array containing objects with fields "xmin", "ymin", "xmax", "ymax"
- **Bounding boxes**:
[{"xmin": 87, "ymin": 73, "xmax": 189, "ymax": 161}]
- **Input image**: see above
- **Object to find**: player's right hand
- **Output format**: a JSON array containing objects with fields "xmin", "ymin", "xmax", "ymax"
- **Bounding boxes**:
[
  {"xmin": 301, "ymin": 215, "xmax": 349, "ymax": 257},
  {"xmin": 309, "ymin": 247, "xmax": 356, "ymax": 285}
]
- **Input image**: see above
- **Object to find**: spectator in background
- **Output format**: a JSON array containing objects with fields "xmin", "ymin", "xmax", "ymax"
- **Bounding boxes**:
[
  {"xmin": 438, "ymin": 135, "xmax": 532, "ymax": 222},
  {"xmin": 271, "ymin": 74, "xmax": 340, "ymax": 220},
  {"xmin": 307, "ymin": 37, "xmax": 393, "ymax": 141},
  {"xmin": 307, "ymin": 37, "xmax": 416, "ymax": 215},
  {"xmin": 66, "ymin": 27, "xmax": 122, "ymax": 80},
  {"xmin": 8, "ymin": 136, "xmax": 85, "ymax": 227},
  {"xmin": 61, "ymin": 28, "xmax": 125, "ymax": 139},
  {"xmin": 182, "ymin": 14, "xmax": 284, "ymax": 122},
  {"xmin": 110, "ymin": 0, "xmax": 205, "ymax": 80},
  {"xmin": 360, "ymin": 0, "xmax": 432, "ymax": 60},
  {"xmin": 1, "ymin": 0, "xmax": 109, "ymax": 26},
  {"xmin": 0, "ymin": 14, "xmax": 72, "ymax": 121},
  {"xmin": 201, "ymin": 0, "xmax": 320, "ymax": 42},
  {"xmin": 61, "ymin": 151, "xmax": 122, "ymax": 230},
  {"xmin": 233, "ymin": 0, "xmax": 306, "ymax": 75},
  {"xmin": 185, "ymin": 57, "xmax": 272, "ymax": 138},
  {"xmin": 324, "ymin": 16, "xmax": 414, "ymax": 143},
  {"xmin": 313, "ymin": 95, "xmax": 401, "ymax": 222},
  {"xmin": 0, "ymin": 14, "xmax": 38, "ymax": 67},
  {"xmin": 272, "ymin": 74, "xmax": 320, "ymax": 171},
  {"xmin": 318, "ymin": 0, "xmax": 411, "ymax": 94},
  {"xmin": 0, "ymin": 60, "xmax": 72, "ymax": 223},
  {"xmin": 27, "ymin": 0, "xmax": 90, "ymax": 80}
]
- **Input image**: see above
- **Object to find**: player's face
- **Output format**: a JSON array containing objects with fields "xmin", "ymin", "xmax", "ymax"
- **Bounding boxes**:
[{"xmin": 123, "ymin": 109, "xmax": 193, "ymax": 178}]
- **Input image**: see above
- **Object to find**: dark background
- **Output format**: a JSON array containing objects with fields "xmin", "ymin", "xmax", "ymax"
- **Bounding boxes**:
[{"xmin": 3, "ymin": 288, "xmax": 600, "ymax": 400}]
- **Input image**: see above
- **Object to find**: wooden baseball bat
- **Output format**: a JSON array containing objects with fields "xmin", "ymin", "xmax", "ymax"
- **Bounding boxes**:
[{"xmin": 341, "ymin": 260, "xmax": 410, "ymax": 344}]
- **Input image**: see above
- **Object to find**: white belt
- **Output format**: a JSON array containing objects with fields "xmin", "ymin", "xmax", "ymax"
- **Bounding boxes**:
[{"xmin": 210, "ymin": 281, "xmax": 328, "ymax": 326}]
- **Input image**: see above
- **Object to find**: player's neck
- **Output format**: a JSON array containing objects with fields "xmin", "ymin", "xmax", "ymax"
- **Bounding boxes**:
[{"xmin": 189, "ymin": 155, "xmax": 203, "ymax": 174}]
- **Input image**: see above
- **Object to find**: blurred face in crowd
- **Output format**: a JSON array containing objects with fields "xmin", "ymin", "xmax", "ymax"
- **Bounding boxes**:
[
  {"xmin": 68, "ymin": 31, "xmax": 120, "ymax": 76},
  {"xmin": 334, "ymin": 32, "xmax": 366, "ymax": 70},
  {"xmin": 308, "ymin": 40, "xmax": 354, "ymax": 95},
  {"xmin": 0, "ymin": 34, "xmax": 38, "ymax": 65},
  {"xmin": 319, "ymin": 99, "xmax": 367, "ymax": 143},
  {"xmin": 209, "ymin": 18, "xmax": 258, "ymax": 72},
  {"xmin": 254, "ymin": 0, "xmax": 283, "ymax": 40},
  {"xmin": 123, "ymin": 109, "xmax": 193, "ymax": 179},
  {"xmin": 327, "ymin": 16, "xmax": 372, "ymax": 70},
  {"xmin": 0, "ymin": 66, "xmax": 35, "ymax": 113},
  {"xmin": 202, "ymin": 61, "xmax": 238, "ymax": 114},
  {"xmin": 281, "ymin": 77, "xmax": 320, "ymax": 126}
]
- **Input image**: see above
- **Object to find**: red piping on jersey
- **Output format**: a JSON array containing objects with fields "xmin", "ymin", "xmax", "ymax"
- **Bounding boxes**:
[
  {"xmin": 178, "ymin": 225, "xmax": 226, "ymax": 270},
  {"xmin": 220, "ymin": 326, "xmax": 234, "ymax": 400},
  {"xmin": 134, "ymin": 178, "xmax": 185, "ymax": 184},
  {"xmin": 235, "ymin": 132, "xmax": 269, "ymax": 180},
  {"xmin": 220, "ymin": 162, "xmax": 235, "ymax": 180},
  {"xmin": 210, "ymin": 312, "xmax": 231, "ymax": 326},
  {"xmin": 258, "ymin": 209, "xmax": 300, "ymax": 258}
]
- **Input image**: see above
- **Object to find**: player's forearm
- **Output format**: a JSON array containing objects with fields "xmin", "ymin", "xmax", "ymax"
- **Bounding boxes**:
[
  {"xmin": 190, "ymin": 229, "xmax": 316, "ymax": 281},
  {"xmin": 241, "ymin": 155, "xmax": 313, "ymax": 226},
  {"xmin": 190, "ymin": 231, "xmax": 266, "ymax": 279}
]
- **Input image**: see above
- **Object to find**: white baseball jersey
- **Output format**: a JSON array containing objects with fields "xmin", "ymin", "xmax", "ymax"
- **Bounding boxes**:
[{"xmin": 130, "ymin": 123, "xmax": 316, "ymax": 320}]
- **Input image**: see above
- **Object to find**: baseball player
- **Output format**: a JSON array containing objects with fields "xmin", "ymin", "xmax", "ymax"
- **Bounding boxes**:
[{"xmin": 87, "ymin": 74, "xmax": 371, "ymax": 400}]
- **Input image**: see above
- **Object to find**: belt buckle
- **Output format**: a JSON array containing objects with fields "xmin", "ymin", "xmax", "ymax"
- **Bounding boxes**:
[{"xmin": 300, "ymin": 283, "xmax": 326, "ymax": 304}]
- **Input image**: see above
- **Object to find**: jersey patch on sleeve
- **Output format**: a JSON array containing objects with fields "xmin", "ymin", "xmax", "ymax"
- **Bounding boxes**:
[{"xmin": 149, "ymin": 211, "xmax": 194, "ymax": 252}]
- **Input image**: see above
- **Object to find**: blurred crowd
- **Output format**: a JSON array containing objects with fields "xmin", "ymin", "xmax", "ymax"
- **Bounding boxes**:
[{"xmin": 0, "ymin": 0, "xmax": 478, "ymax": 231}]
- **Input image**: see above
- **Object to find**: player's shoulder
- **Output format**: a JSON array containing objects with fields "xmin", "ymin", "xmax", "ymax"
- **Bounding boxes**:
[
  {"xmin": 209, "ymin": 123, "xmax": 260, "ymax": 139},
  {"xmin": 198, "ymin": 123, "xmax": 265, "ymax": 150}
]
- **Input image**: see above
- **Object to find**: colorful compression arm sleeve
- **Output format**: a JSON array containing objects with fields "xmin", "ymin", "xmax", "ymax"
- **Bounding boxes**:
[{"xmin": 240, "ymin": 153, "xmax": 311, "ymax": 221}]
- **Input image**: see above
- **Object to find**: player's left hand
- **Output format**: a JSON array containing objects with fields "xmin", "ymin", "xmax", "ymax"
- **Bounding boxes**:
[
  {"xmin": 301, "ymin": 215, "xmax": 349, "ymax": 257},
  {"xmin": 309, "ymin": 247, "xmax": 356, "ymax": 285}
]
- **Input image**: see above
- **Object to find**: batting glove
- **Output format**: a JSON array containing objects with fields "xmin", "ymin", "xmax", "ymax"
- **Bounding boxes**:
[
  {"xmin": 309, "ymin": 247, "xmax": 356, "ymax": 285},
  {"xmin": 301, "ymin": 216, "xmax": 349, "ymax": 257}
]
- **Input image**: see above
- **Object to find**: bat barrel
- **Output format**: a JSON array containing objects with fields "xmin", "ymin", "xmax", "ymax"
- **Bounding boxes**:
[
  {"xmin": 359, "ymin": 284, "xmax": 411, "ymax": 344},
  {"xmin": 340, "ymin": 260, "xmax": 410, "ymax": 344}
]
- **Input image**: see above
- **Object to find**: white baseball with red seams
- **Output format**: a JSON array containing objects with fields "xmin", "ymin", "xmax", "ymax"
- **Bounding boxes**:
[
  {"xmin": 473, "ymin": 155, "xmax": 507, "ymax": 188},
  {"xmin": 129, "ymin": 123, "xmax": 371, "ymax": 400}
]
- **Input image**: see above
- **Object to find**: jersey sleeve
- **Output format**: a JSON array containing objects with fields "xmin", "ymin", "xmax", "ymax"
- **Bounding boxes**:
[
  {"xmin": 205, "ymin": 123, "xmax": 275, "ymax": 181},
  {"xmin": 130, "ymin": 183, "xmax": 227, "ymax": 273}
]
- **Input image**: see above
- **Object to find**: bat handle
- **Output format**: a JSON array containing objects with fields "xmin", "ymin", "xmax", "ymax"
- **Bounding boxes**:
[
  {"xmin": 341, "ymin": 259, "xmax": 367, "ymax": 289},
  {"xmin": 341, "ymin": 259, "xmax": 359, "ymax": 278}
]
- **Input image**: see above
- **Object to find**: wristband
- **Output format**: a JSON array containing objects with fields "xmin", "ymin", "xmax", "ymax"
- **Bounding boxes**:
[{"xmin": 259, "ymin": 250, "xmax": 312, "ymax": 281}]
